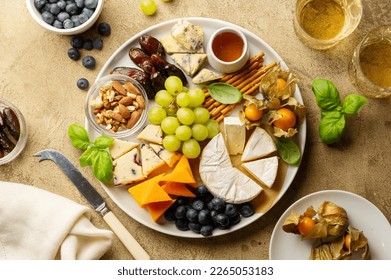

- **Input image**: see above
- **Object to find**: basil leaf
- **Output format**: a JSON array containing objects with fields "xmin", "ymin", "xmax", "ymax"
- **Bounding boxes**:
[
  {"xmin": 319, "ymin": 111, "xmax": 345, "ymax": 144},
  {"xmin": 207, "ymin": 82, "xmax": 242, "ymax": 104},
  {"xmin": 94, "ymin": 135, "xmax": 114, "ymax": 149},
  {"xmin": 312, "ymin": 79, "xmax": 342, "ymax": 111},
  {"xmin": 68, "ymin": 123, "xmax": 91, "ymax": 150},
  {"xmin": 276, "ymin": 138, "xmax": 301, "ymax": 165},
  {"xmin": 92, "ymin": 150, "xmax": 113, "ymax": 183},
  {"xmin": 79, "ymin": 146, "xmax": 99, "ymax": 167},
  {"xmin": 342, "ymin": 94, "xmax": 367, "ymax": 115}
]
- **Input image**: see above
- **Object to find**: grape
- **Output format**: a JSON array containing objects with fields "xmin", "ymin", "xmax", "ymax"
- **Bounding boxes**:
[
  {"xmin": 177, "ymin": 107, "xmax": 195, "ymax": 125},
  {"xmin": 165, "ymin": 103, "xmax": 178, "ymax": 116},
  {"xmin": 182, "ymin": 139, "xmax": 201, "ymax": 159},
  {"xmin": 140, "ymin": 0, "xmax": 157, "ymax": 16},
  {"xmin": 192, "ymin": 124, "xmax": 209, "ymax": 141},
  {"xmin": 182, "ymin": 86, "xmax": 189, "ymax": 92},
  {"xmin": 148, "ymin": 106, "xmax": 167, "ymax": 125},
  {"xmin": 188, "ymin": 88, "xmax": 205, "ymax": 107},
  {"xmin": 176, "ymin": 92, "xmax": 190, "ymax": 108},
  {"xmin": 161, "ymin": 116, "xmax": 180, "ymax": 135},
  {"xmin": 205, "ymin": 119, "xmax": 220, "ymax": 138},
  {"xmin": 155, "ymin": 90, "xmax": 174, "ymax": 107},
  {"xmin": 165, "ymin": 76, "xmax": 183, "ymax": 96},
  {"xmin": 163, "ymin": 135, "xmax": 182, "ymax": 152},
  {"xmin": 175, "ymin": 125, "xmax": 192, "ymax": 141},
  {"xmin": 193, "ymin": 107, "xmax": 210, "ymax": 124}
]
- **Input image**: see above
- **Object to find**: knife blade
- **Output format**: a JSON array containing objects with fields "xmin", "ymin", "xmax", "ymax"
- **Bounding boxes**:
[{"xmin": 34, "ymin": 149, "xmax": 150, "ymax": 260}]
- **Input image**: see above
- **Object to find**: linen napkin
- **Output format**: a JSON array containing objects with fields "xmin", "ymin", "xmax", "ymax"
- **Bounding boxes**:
[{"xmin": 0, "ymin": 181, "xmax": 113, "ymax": 260}]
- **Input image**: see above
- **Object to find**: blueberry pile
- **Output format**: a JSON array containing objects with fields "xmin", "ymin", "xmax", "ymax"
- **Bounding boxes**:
[
  {"xmin": 164, "ymin": 185, "xmax": 255, "ymax": 237},
  {"xmin": 34, "ymin": 0, "xmax": 99, "ymax": 30}
]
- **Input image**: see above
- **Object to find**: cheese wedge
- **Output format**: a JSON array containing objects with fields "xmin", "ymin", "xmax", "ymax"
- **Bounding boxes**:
[
  {"xmin": 146, "ymin": 200, "xmax": 176, "ymax": 222},
  {"xmin": 192, "ymin": 68, "xmax": 223, "ymax": 84},
  {"xmin": 199, "ymin": 133, "xmax": 231, "ymax": 170},
  {"xmin": 161, "ymin": 182, "xmax": 196, "ymax": 197},
  {"xmin": 137, "ymin": 124, "xmax": 163, "ymax": 144},
  {"xmin": 241, "ymin": 127, "xmax": 277, "ymax": 162},
  {"xmin": 171, "ymin": 19, "xmax": 204, "ymax": 53},
  {"xmin": 224, "ymin": 117, "xmax": 246, "ymax": 155},
  {"xmin": 171, "ymin": 53, "xmax": 207, "ymax": 77},
  {"xmin": 113, "ymin": 148, "xmax": 144, "ymax": 186},
  {"xmin": 149, "ymin": 143, "xmax": 181, "ymax": 168},
  {"xmin": 140, "ymin": 144, "xmax": 165, "ymax": 177},
  {"xmin": 161, "ymin": 155, "xmax": 196, "ymax": 186},
  {"xmin": 109, "ymin": 139, "xmax": 138, "ymax": 160},
  {"xmin": 128, "ymin": 174, "xmax": 170, "ymax": 207},
  {"xmin": 160, "ymin": 34, "xmax": 192, "ymax": 54},
  {"xmin": 242, "ymin": 156, "xmax": 279, "ymax": 188}
]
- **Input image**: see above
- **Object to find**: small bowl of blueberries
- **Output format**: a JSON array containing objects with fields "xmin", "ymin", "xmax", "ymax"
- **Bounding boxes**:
[{"xmin": 26, "ymin": 0, "xmax": 104, "ymax": 35}]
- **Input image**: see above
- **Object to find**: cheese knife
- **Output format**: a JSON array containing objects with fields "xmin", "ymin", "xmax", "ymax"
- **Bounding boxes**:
[{"xmin": 34, "ymin": 149, "xmax": 150, "ymax": 260}]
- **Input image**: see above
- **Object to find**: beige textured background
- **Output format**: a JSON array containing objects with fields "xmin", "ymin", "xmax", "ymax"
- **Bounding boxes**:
[{"xmin": 0, "ymin": 0, "xmax": 390, "ymax": 260}]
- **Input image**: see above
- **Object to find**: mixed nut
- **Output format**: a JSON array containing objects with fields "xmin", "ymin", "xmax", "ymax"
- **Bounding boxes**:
[
  {"xmin": 91, "ymin": 80, "xmax": 146, "ymax": 132},
  {"xmin": 0, "ymin": 106, "xmax": 20, "ymax": 158}
]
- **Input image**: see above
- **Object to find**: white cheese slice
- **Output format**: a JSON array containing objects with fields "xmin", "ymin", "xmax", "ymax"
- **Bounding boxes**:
[
  {"xmin": 171, "ymin": 53, "xmax": 207, "ymax": 77},
  {"xmin": 223, "ymin": 117, "xmax": 246, "ymax": 155},
  {"xmin": 137, "ymin": 124, "xmax": 163, "ymax": 145},
  {"xmin": 241, "ymin": 127, "xmax": 277, "ymax": 162},
  {"xmin": 192, "ymin": 68, "xmax": 223, "ymax": 84},
  {"xmin": 109, "ymin": 139, "xmax": 139, "ymax": 160},
  {"xmin": 160, "ymin": 34, "xmax": 192, "ymax": 54},
  {"xmin": 199, "ymin": 133, "xmax": 231, "ymax": 171},
  {"xmin": 242, "ymin": 156, "xmax": 279, "ymax": 188},
  {"xmin": 140, "ymin": 144, "xmax": 165, "ymax": 177},
  {"xmin": 171, "ymin": 19, "xmax": 204, "ymax": 53},
  {"xmin": 149, "ymin": 143, "xmax": 181, "ymax": 168},
  {"xmin": 113, "ymin": 148, "xmax": 144, "ymax": 186}
]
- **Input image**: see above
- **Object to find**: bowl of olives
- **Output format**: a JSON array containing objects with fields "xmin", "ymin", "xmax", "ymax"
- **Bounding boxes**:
[{"xmin": 0, "ymin": 99, "xmax": 27, "ymax": 165}]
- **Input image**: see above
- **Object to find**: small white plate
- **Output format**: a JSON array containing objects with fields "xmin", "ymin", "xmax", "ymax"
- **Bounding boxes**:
[{"xmin": 269, "ymin": 190, "xmax": 391, "ymax": 260}]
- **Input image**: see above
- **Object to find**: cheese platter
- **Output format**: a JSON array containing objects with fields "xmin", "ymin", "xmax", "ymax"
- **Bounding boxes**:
[{"xmin": 85, "ymin": 17, "xmax": 307, "ymax": 237}]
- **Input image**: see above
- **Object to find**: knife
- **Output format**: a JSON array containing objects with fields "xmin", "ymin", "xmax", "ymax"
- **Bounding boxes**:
[{"xmin": 34, "ymin": 149, "xmax": 150, "ymax": 260}]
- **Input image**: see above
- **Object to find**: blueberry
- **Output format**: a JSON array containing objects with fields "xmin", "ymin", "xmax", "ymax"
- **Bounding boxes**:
[
  {"xmin": 75, "ymin": 0, "xmax": 85, "ymax": 8},
  {"xmin": 53, "ymin": 20, "xmax": 63, "ymax": 29},
  {"xmin": 67, "ymin": 47, "xmax": 80, "ymax": 60},
  {"xmin": 175, "ymin": 205, "xmax": 187, "ymax": 220},
  {"xmin": 63, "ymin": 18, "xmax": 74, "ymax": 29},
  {"xmin": 224, "ymin": 204, "xmax": 238, "ymax": 218},
  {"xmin": 82, "ymin": 55, "xmax": 96, "ymax": 69},
  {"xmin": 239, "ymin": 203, "xmax": 254, "ymax": 218},
  {"xmin": 201, "ymin": 192, "xmax": 214, "ymax": 203},
  {"xmin": 71, "ymin": 15, "xmax": 81, "ymax": 27},
  {"xmin": 200, "ymin": 225, "xmax": 214, "ymax": 237},
  {"xmin": 189, "ymin": 222, "xmax": 201, "ymax": 234},
  {"xmin": 70, "ymin": 36, "xmax": 84, "ymax": 48},
  {"xmin": 92, "ymin": 36, "xmax": 103, "ymax": 50},
  {"xmin": 41, "ymin": 3, "xmax": 51, "ymax": 12},
  {"xmin": 175, "ymin": 219, "xmax": 189, "ymax": 231},
  {"xmin": 192, "ymin": 199, "xmax": 205, "ymax": 211},
  {"xmin": 34, "ymin": 0, "xmax": 47, "ymax": 10},
  {"xmin": 196, "ymin": 185, "xmax": 208, "ymax": 197},
  {"xmin": 175, "ymin": 197, "xmax": 188, "ymax": 206},
  {"xmin": 164, "ymin": 207, "xmax": 176, "ymax": 222},
  {"xmin": 210, "ymin": 197, "xmax": 225, "ymax": 212},
  {"xmin": 198, "ymin": 209, "xmax": 211, "ymax": 225},
  {"xmin": 78, "ymin": 13, "xmax": 88, "ymax": 24},
  {"xmin": 76, "ymin": 78, "xmax": 89, "ymax": 90},
  {"xmin": 57, "ymin": 0, "xmax": 67, "ymax": 10},
  {"xmin": 97, "ymin": 22, "xmax": 111, "ymax": 36},
  {"xmin": 214, "ymin": 213, "xmax": 230, "ymax": 229},
  {"xmin": 185, "ymin": 208, "xmax": 198, "ymax": 223},
  {"xmin": 66, "ymin": 3, "xmax": 79, "ymax": 16},
  {"xmin": 85, "ymin": 0, "xmax": 98, "ymax": 9},
  {"xmin": 49, "ymin": 4, "xmax": 61, "ymax": 15},
  {"xmin": 82, "ymin": 7, "xmax": 94, "ymax": 18},
  {"xmin": 57, "ymin": 11, "xmax": 70, "ymax": 22},
  {"xmin": 48, "ymin": 0, "xmax": 57, "ymax": 3},
  {"xmin": 41, "ymin": 11, "xmax": 55, "ymax": 25},
  {"xmin": 229, "ymin": 213, "xmax": 241, "ymax": 225},
  {"xmin": 83, "ymin": 39, "xmax": 93, "ymax": 50}
]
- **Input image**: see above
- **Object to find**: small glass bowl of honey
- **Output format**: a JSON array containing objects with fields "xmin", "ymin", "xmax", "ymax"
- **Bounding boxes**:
[{"xmin": 207, "ymin": 27, "xmax": 250, "ymax": 74}]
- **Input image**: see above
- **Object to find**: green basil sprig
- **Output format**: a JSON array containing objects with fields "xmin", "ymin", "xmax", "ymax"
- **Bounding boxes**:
[
  {"xmin": 207, "ymin": 82, "xmax": 243, "ymax": 104},
  {"xmin": 312, "ymin": 79, "xmax": 367, "ymax": 144},
  {"xmin": 68, "ymin": 123, "xmax": 114, "ymax": 183}
]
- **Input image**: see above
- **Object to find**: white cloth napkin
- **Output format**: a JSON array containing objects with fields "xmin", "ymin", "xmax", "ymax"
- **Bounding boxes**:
[{"xmin": 0, "ymin": 181, "xmax": 113, "ymax": 260}]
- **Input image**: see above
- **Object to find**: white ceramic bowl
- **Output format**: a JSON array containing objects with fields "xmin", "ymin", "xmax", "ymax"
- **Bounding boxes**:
[
  {"xmin": 207, "ymin": 27, "xmax": 250, "ymax": 73},
  {"xmin": 26, "ymin": 0, "xmax": 104, "ymax": 35}
]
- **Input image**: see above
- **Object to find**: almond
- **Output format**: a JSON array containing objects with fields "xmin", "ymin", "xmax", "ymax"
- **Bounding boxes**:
[
  {"xmin": 111, "ymin": 81, "xmax": 127, "ymax": 95},
  {"xmin": 123, "ymin": 82, "xmax": 141, "ymax": 95},
  {"xmin": 127, "ymin": 110, "xmax": 141, "ymax": 129},
  {"xmin": 110, "ymin": 112, "xmax": 124, "ymax": 122},
  {"xmin": 119, "ymin": 96, "xmax": 133, "ymax": 106},
  {"xmin": 118, "ymin": 104, "xmax": 131, "ymax": 119},
  {"xmin": 136, "ymin": 95, "xmax": 145, "ymax": 109}
]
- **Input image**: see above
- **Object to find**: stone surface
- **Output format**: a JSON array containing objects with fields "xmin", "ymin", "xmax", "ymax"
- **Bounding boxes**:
[{"xmin": 0, "ymin": 0, "xmax": 390, "ymax": 260}]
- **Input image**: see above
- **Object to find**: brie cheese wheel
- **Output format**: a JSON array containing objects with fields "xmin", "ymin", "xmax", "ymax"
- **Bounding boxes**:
[
  {"xmin": 160, "ymin": 34, "xmax": 192, "ymax": 54},
  {"xmin": 241, "ymin": 127, "xmax": 277, "ymax": 162},
  {"xmin": 171, "ymin": 19, "xmax": 204, "ymax": 53},
  {"xmin": 199, "ymin": 133, "xmax": 231, "ymax": 171},
  {"xmin": 149, "ymin": 143, "xmax": 181, "ymax": 168},
  {"xmin": 109, "ymin": 139, "xmax": 139, "ymax": 160},
  {"xmin": 192, "ymin": 68, "xmax": 223, "ymax": 84},
  {"xmin": 113, "ymin": 148, "xmax": 144, "ymax": 186},
  {"xmin": 171, "ymin": 53, "xmax": 207, "ymax": 77},
  {"xmin": 137, "ymin": 124, "xmax": 163, "ymax": 145},
  {"xmin": 140, "ymin": 144, "xmax": 165, "ymax": 177},
  {"xmin": 242, "ymin": 156, "xmax": 279, "ymax": 188},
  {"xmin": 223, "ymin": 117, "xmax": 246, "ymax": 155}
]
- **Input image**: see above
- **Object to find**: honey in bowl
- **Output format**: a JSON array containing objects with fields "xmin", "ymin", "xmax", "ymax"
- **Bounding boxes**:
[{"xmin": 212, "ymin": 31, "xmax": 244, "ymax": 62}]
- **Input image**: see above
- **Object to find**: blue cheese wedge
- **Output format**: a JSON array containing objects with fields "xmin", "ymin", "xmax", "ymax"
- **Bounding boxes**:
[
  {"xmin": 171, "ymin": 53, "xmax": 207, "ymax": 77},
  {"xmin": 140, "ymin": 144, "xmax": 165, "ymax": 177},
  {"xmin": 109, "ymin": 139, "xmax": 139, "ymax": 160},
  {"xmin": 171, "ymin": 19, "xmax": 204, "ymax": 53},
  {"xmin": 192, "ymin": 68, "xmax": 223, "ymax": 84},
  {"xmin": 242, "ymin": 156, "xmax": 279, "ymax": 188},
  {"xmin": 241, "ymin": 127, "xmax": 277, "ymax": 162},
  {"xmin": 223, "ymin": 117, "xmax": 246, "ymax": 156},
  {"xmin": 137, "ymin": 124, "xmax": 163, "ymax": 145},
  {"xmin": 149, "ymin": 143, "xmax": 181, "ymax": 168},
  {"xmin": 113, "ymin": 148, "xmax": 144, "ymax": 186},
  {"xmin": 160, "ymin": 34, "xmax": 192, "ymax": 54}
]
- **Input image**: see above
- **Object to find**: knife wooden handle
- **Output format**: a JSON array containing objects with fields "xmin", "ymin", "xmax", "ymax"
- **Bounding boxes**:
[{"xmin": 103, "ymin": 211, "xmax": 151, "ymax": 260}]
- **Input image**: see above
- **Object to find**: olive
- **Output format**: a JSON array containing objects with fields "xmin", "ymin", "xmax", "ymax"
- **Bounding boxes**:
[
  {"xmin": 3, "ymin": 107, "xmax": 20, "ymax": 140},
  {"xmin": 0, "ymin": 128, "xmax": 15, "ymax": 153}
]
